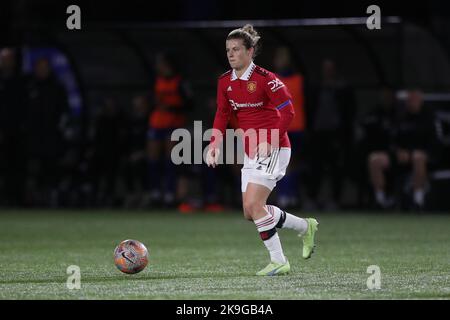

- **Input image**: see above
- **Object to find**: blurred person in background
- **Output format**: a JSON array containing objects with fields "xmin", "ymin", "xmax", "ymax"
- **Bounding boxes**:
[
  {"xmin": 146, "ymin": 52, "xmax": 193, "ymax": 207},
  {"xmin": 123, "ymin": 94, "xmax": 150, "ymax": 208},
  {"xmin": 273, "ymin": 46, "xmax": 306, "ymax": 209},
  {"xmin": 393, "ymin": 89, "xmax": 435, "ymax": 210},
  {"xmin": 25, "ymin": 57, "xmax": 69, "ymax": 207},
  {"xmin": 175, "ymin": 88, "xmax": 245, "ymax": 214},
  {"xmin": 202, "ymin": 96, "xmax": 230, "ymax": 212},
  {"xmin": 360, "ymin": 86, "xmax": 397, "ymax": 209},
  {"xmin": 0, "ymin": 48, "xmax": 28, "ymax": 207},
  {"xmin": 305, "ymin": 58, "xmax": 356, "ymax": 210},
  {"xmin": 89, "ymin": 97, "xmax": 127, "ymax": 207}
]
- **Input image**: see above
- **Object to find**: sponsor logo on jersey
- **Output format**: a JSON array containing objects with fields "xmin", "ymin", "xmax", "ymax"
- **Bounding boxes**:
[
  {"xmin": 229, "ymin": 99, "xmax": 263, "ymax": 110},
  {"xmin": 247, "ymin": 81, "xmax": 257, "ymax": 93},
  {"xmin": 267, "ymin": 78, "xmax": 285, "ymax": 92}
]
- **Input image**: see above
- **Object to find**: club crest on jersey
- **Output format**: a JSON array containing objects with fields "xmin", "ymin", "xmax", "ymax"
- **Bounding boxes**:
[{"xmin": 247, "ymin": 81, "xmax": 257, "ymax": 93}]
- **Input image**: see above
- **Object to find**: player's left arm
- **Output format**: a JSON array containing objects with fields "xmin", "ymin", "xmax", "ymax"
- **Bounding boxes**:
[{"xmin": 264, "ymin": 73, "xmax": 295, "ymax": 146}]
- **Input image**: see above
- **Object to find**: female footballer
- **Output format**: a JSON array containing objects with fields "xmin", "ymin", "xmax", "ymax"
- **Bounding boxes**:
[{"xmin": 206, "ymin": 24, "xmax": 319, "ymax": 276}]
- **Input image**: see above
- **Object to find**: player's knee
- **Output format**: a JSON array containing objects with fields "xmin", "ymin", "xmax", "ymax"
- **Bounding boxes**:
[
  {"xmin": 243, "ymin": 199, "xmax": 264, "ymax": 220},
  {"xmin": 242, "ymin": 200, "xmax": 253, "ymax": 219},
  {"xmin": 243, "ymin": 210, "xmax": 253, "ymax": 221}
]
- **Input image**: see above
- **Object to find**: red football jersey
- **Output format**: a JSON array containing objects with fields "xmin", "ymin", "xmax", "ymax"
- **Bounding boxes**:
[{"xmin": 211, "ymin": 62, "xmax": 295, "ymax": 158}]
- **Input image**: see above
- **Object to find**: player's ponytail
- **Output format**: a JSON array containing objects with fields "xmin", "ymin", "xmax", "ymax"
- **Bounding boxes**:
[{"xmin": 227, "ymin": 24, "xmax": 261, "ymax": 58}]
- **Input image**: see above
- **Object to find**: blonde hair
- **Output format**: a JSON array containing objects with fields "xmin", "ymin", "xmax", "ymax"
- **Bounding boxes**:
[{"xmin": 227, "ymin": 24, "xmax": 261, "ymax": 57}]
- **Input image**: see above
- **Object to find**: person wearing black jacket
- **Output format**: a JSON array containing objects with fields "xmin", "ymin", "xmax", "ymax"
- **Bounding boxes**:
[
  {"xmin": 361, "ymin": 86, "xmax": 397, "ymax": 209},
  {"xmin": 25, "ymin": 57, "xmax": 69, "ymax": 207},
  {"xmin": 393, "ymin": 89, "xmax": 434, "ymax": 209},
  {"xmin": 0, "ymin": 48, "xmax": 28, "ymax": 206}
]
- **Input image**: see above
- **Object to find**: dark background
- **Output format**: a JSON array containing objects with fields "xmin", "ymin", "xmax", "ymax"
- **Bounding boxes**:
[{"xmin": 1, "ymin": 0, "xmax": 450, "ymax": 211}]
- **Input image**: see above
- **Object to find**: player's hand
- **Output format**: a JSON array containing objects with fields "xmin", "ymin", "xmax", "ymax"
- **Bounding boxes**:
[
  {"xmin": 206, "ymin": 147, "xmax": 220, "ymax": 168},
  {"xmin": 256, "ymin": 142, "xmax": 272, "ymax": 158}
]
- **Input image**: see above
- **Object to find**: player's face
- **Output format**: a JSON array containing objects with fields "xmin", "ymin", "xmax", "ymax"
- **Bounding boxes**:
[{"xmin": 226, "ymin": 39, "xmax": 253, "ymax": 71}]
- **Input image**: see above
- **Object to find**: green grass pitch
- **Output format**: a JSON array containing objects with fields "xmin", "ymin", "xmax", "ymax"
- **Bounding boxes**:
[{"xmin": 0, "ymin": 210, "xmax": 449, "ymax": 299}]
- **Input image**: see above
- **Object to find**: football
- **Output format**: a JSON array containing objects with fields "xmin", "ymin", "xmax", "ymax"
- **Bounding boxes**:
[{"xmin": 114, "ymin": 239, "xmax": 149, "ymax": 274}]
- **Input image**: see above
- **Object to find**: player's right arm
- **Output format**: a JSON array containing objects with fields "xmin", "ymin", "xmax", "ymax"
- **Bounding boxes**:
[{"xmin": 207, "ymin": 77, "xmax": 232, "ymax": 168}]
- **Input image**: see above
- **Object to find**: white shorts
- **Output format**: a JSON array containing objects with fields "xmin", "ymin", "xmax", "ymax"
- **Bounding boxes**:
[{"xmin": 241, "ymin": 147, "xmax": 291, "ymax": 193}]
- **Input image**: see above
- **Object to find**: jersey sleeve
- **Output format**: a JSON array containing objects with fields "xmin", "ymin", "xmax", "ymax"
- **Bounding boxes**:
[
  {"xmin": 264, "ymin": 73, "xmax": 295, "ymax": 141},
  {"xmin": 210, "ymin": 79, "xmax": 232, "ymax": 149}
]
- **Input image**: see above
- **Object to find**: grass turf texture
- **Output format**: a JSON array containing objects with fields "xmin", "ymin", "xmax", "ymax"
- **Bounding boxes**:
[{"xmin": 0, "ymin": 210, "xmax": 449, "ymax": 299}]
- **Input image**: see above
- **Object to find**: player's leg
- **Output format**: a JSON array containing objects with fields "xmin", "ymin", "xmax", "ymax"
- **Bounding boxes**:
[
  {"xmin": 262, "ymin": 148, "xmax": 318, "ymax": 259},
  {"xmin": 163, "ymin": 133, "xmax": 178, "ymax": 206},
  {"xmin": 368, "ymin": 151, "xmax": 392, "ymax": 208},
  {"xmin": 242, "ymin": 182, "xmax": 271, "ymax": 220},
  {"xmin": 265, "ymin": 204, "xmax": 307, "ymax": 234},
  {"xmin": 411, "ymin": 150, "xmax": 428, "ymax": 207},
  {"xmin": 242, "ymin": 182, "xmax": 290, "ymax": 276},
  {"xmin": 146, "ymin": 128, "xmax": 164, "ymax": 203},
  {"xmin": 265, "ymin": 204, "xmax": 318, "ymax": 259},
  {"xmin": 242, "ymin": 182, "xmax": 286, "ymax": 263}
]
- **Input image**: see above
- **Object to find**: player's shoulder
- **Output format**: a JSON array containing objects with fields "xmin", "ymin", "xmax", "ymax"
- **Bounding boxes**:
[
  {"xmin": 218, "ymin": 69, "xmax": 232, "ymax": 80},
  {"xmin": 254, "ymin": 65, "xmax": 271, "ymax": 78}
]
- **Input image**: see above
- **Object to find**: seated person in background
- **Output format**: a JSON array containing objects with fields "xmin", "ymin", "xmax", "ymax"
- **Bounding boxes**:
[
  {"xmin": 393, "ymin": 89, "xmax": 435, "ymax": 209},
  {"xmin": 363, "ymin": 86, "xmax": 397, "ymax": 209}
]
